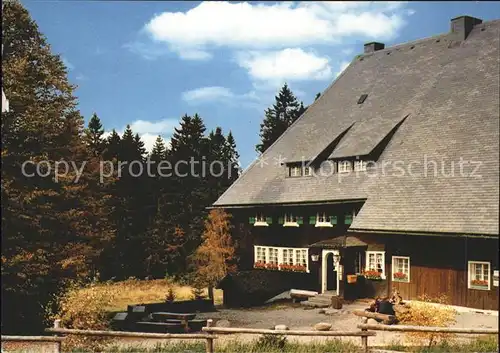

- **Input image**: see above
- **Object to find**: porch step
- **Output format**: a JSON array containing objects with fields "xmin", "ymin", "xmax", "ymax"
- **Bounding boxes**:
[{"xmin": 301, "ymin": 293, "xmax": 336, "ymax": 308}]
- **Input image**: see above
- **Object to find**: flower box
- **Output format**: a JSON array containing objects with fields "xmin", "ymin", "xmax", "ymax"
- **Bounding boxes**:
[
  {"xmin": 471, "ymin": 279, "xmax": 489, "ymax": 288},
  {"xmin": 265, "ymin": 263, "xmax": 279, "ymax": 271},
  {"xmin": 279, "ymin": 264, "xmax": 307, "ymax": 272},
  {"xmin": 254, "ymin": 262, "xmax": 266, "ymax": 269},
  {"xmin": 393, "ymin": 272, "xmax": 408, "ymax": 282},
  {"xmin": 363, "ymin": 270, "xmax": 383, "ymax": 281}
]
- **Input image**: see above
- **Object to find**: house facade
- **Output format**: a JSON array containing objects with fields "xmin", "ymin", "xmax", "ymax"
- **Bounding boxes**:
[{"xmin": 213, "ymin": 16, "xmax": 500, "ymax": 310}]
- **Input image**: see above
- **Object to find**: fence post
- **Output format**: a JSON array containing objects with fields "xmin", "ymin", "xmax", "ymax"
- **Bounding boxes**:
[
  {"xmin": 53, "ymin": 320, "xmax": 62, "ymax": 353},
  {"xmin": 360, "ymin": 318, "xmax": 368, "ymax": 353},
  {"xmin": 205, "ymin": 319, "xmax": 214, "ymax": 353}
]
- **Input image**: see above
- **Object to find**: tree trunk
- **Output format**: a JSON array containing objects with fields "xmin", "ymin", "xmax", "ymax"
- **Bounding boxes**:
[{"xmin": 208, "ymin": 286, "xmax": 214, "ymax": 301}]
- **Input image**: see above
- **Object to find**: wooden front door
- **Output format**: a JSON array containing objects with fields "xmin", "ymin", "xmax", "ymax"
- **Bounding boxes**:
[{"xmin": 326, "ymin": 253, "xmax": 337, "ymax": 291}]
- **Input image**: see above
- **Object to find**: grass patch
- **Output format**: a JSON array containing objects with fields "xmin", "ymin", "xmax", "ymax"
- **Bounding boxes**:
[
  {"xmin": 104, "ymin": 338, "xmax": 361, "ymax": 353},
  {"xmin": 382, "ymin": 335, "xmax": 498, "ymax": 352},
  {"xmin": 74, "ymin": 279, "xmax": 223, "ymax": 313}
]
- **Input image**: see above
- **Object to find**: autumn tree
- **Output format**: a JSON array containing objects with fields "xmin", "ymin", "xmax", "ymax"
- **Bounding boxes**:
[
  {"xmin": 1, "ymin": 1, "xmax": 114, "ymax": 333},
  {"xmin": 192, "ymin": 208, "xmax": 236, "ymax": 300}
]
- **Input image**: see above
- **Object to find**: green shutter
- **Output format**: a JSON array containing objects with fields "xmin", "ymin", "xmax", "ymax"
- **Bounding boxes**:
[
  {"xmin": 278, "ymin": 217, "xmax": 284, "ymax": 225},
  {"xmin": 297, "ymin": 216, "xmax": 303, "ymax": 225},
  {"xmin": 249, "ymin": 217, "xmax": 255, "ymax": 224},
  {"xmin": 309, "ymin": 216, "xmax": 316, "ymax": 225},
  {"xmin": 345, "ymin": 214, "xmax": 353, "ymax": 225},
  {"xmin": 266, "ymin": 217, "xmax": 272, "ymax": 224},
  {"xmin": 330, "ymin": 216, "xmax": 337, "ymax": 225}
]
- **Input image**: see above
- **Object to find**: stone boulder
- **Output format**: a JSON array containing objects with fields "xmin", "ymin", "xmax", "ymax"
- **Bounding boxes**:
[
  {"xmin": 313, "ymin": 322, "xmax": 332, "ymax": 331},
  {"xmin": 215, "ymin": 319, "xmax": 231, "ymax": 327},
  {"xmin": 274, "ymin": 324, "xmax": 289, "ymax": 331}
]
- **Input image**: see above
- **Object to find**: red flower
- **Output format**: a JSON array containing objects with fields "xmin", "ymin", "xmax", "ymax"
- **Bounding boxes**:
[
  {"xmin": 471, "ymin": 279, "xmax": 488, "ymax": 286},
  {"xmin": 393, "ymin": 272, "xmax": 408, "ymax": 280}
]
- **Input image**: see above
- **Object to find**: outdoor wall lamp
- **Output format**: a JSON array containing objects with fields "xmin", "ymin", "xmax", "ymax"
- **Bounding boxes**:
[
  {"xmin": 311, "ymin": 254, "xmax": 319, "ymax": 262},
  {"xmin": 333, "ymin": 254, "xmax": 340, "ymax": 264}
]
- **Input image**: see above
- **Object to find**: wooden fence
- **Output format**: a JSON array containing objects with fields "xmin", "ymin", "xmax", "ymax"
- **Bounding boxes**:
[{"xmin": 2, "ymin": 320, "xmax": 497, "ymax": 353}]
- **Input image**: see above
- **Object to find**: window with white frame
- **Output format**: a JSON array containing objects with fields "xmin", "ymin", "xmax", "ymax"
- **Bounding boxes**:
[
  {"xmin": 468, "ymin": 261, "xmax": 491, "ymax": 290},
  {"xmin": 268, "ymin": 248, "xmax": 279, "ymax": 264},
  {"xmin": 283, "ymin": 248, "xmax": 295, "ymax": 265},
  {"xmin": 289, "ymin": 166, "xmax": 302, "ymax": 177},
  {"xmin": 303, "ymin": 166, "xmax": 313, "ymax": 176},
  {"xmin": 366, "ymin": 251, "xmax": 385, "ymax": 278},
  {"xmin": 296, "ymin": 249, "xmax": 307, "ymax": 267},
  {"xmin": 254, "ymin": 213, "xmax": 268, "ymax": 226},
  {"xmin": 255, "ymin": 246, "xmax": 266, "ymax": 263},
  {"xmin": 315, "ymin": 212, "xmax": 333, "ymax": 227},
  {"xmin": 256, "ymin": 213, "xmax": 265, "ymax": 222},
  {"xmin": 338, "ymin": 161, "xmax": 352, "ymax": 173},
  {"xmin": 354, "ymin": 160, "xmax": 367, "ymax": 171},
  {"xmin": 253, "ymin": 246, "xmax": 309, "ymax": 271},
  {"xmin": 392, "ymin": 256, "xmax": 410, "ymax": 282},
  {"xmin": 284, "ymin": 213, "xmax": 298, "ymax": 224}
]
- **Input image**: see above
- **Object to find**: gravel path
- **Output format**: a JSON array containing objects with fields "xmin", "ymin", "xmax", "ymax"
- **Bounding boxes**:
[{"xmin": 109, "ymin": 300, "xmax": 498, "ymax": 349}]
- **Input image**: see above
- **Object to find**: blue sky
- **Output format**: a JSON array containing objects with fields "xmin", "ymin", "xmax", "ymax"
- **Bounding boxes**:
[{"xmin": 24, "ymin": 1, "xmax": 500, "ymax": 168}]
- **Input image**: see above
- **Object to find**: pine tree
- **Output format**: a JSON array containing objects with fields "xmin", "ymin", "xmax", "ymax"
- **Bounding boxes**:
[
  {"xmin": 256, "ymin": 83, "xmax": 303, "ymax": 154},
  {"xmin": 225, "ymin": 131, "xmax": 241, "ymax": 184},
  {"xmin": 104, "ymin": 129, "xmax": 121, "ymax": 160},
  {"xmin": 1, "ymin": 1, "xmax": 114, "ymax": 333},
  {"xmin": 84, "ymin": 113, "xmax": 105, "ymax": 157},
  {"xmin": 192, "ymin": 208, "xmax": 236, "ymax": 300},
  {"xmin": 150, "ymin": 135, "xmax": 167, "ymax": 162}
]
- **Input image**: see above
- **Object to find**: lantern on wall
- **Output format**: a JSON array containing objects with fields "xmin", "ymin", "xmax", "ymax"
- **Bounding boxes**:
[{"xmin": 311, "ymin": 254, "xmax": 319, "ymax": 262}]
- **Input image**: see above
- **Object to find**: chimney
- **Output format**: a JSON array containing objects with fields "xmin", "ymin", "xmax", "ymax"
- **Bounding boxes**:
[
  {"xmin": 450, "ymin": 15, "xmax": 482, "ymax": 41},
  {"xmin": 364, "ymin": 42, "xmax": 385, "ymax": 54}
]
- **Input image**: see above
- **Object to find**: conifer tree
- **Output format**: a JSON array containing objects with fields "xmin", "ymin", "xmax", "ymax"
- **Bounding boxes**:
[
  {"xmin": 84, "ymin": 113, "xmax": 105, "ymax": 157},
  {"xmin": 104, "ymin": 129, "xmax": 121, "ymax": 160},
  {"xmin": 256, "ymin": 83, "xmax": 304, "ymax": 154},
  {"xmin": 150, "ymin": 135, "xmax": 167, "ymax": 162}
]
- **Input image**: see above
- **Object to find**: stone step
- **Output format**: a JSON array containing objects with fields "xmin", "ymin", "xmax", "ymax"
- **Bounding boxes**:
[
  {"xmin": 308, "ymin": 297, "xmax": 332, "ymax": 304},
  {"xmin": 300, "ymin": 300, "xmax": 329, "ymax": 308}
]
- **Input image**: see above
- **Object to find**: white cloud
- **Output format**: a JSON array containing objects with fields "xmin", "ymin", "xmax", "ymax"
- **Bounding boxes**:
[
  {"xmin": 236, "ymin": 48, "xmax": 332, "ymax": 82},
  {"xmin": 335, "ymin": 61, "xmax": 350, "ymax": 78},
  {"xmin": 103, "ymin": 118, "xmax": 178, "ymax": 153},
  {"xmin": 75, "ymin": 73, "xmax": 87, "ymax": 81},
  {"xmin": 142, "ymin": 1, "xmax": 412, "ymax": 60},
  {"xmin": 182, "ymin": 86, "xmax": 261, "ymax": 110},
  {"xmin": 62, "ymin": 56, "xmax": 74, "ymax": 70},
  {"xmin": 341, "ymin": 48, "xmax": 354, "ymax": 56}
]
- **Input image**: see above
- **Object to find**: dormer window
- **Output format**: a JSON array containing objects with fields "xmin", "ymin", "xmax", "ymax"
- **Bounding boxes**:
[
  {"xmin": 354, "ymin": 160, "xmax": 367, "ymax": 171},
  {"xmin": 315, "ymin": 212, "xmax": 333, "ymax": 227},
  {"xmin": 288, "ymin": 165, "xmax": 313, "ymax": 177},
  {"xmin": 338, "ymin": 161, "xmax": 352, "ymax": 173},
  {"xmin": 289, "ymin": 166, "xmax": 302, "ymax": 177},
  {"xmin": 254, "ymin": 213, "xmax": 269, "ymax": 227}
]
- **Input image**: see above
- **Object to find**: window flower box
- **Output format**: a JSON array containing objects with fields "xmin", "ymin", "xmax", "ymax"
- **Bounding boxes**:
[
  {"xmin": 265, "ymin": 263, "xmax": 279, "ymax": 271},
  {"xmin": 393, "ymin": 271, "xmax": 408, "ymax": 282},
  {"xmin": 279, "ymin": 264, "xmax": 307, "ymax": 272},
  {"xmin": 471, "ymin": 279, "xmax": 489, "ymax": 288},
  {"xmin": 254, "ymin": 261, "xmax": 266, "ymax": 269},
  {"xmin": 363, "ymin": 270, "xmax": 383, "ymax": 281}
]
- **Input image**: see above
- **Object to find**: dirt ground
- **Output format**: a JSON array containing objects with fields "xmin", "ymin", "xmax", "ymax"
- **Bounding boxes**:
[{"xmin": 115, "ymin": 300, "xmax": 498, "ymax": 349}]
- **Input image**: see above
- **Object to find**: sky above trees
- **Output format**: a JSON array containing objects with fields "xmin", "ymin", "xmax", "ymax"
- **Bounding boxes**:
[{"xmin": 22, "ymin": 1, "xmax": 500, "ymax": 168}]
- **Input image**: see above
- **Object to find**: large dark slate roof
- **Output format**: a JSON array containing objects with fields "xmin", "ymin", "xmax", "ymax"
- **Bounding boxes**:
[{"xmin": 214, "ymin": 19, "xmax": 500, "ymax": 236}]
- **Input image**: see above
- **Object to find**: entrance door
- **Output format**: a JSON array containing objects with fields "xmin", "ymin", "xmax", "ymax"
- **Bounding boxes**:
[{"xmin": 326, "ymin": 253, "xmax": 337, "ymax": 291}]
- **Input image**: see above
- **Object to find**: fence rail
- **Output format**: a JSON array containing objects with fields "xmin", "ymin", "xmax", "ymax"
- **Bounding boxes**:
[
  {"xmin": 3, "ymin": 320, "xmax": 494, "ymax": 353},
  {"xmin": 357, "ymin": 324, "xmax": 499, "ymax": 334}
]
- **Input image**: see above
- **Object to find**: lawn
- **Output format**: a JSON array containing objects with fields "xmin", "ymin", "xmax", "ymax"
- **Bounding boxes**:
[{"xmin": 74, "ymin": 278, "xmax": 223, "ymax": 313}]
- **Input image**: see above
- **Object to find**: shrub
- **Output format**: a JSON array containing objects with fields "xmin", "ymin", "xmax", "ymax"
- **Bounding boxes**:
[
  {"xmin": 191, "ymin": 286, "xmax": 205, "ymax": 300},
  {"xmin": 398, "ymin": 294, "xmax": 456, "ymax": 347},
  {"xmin": 255, "ymin": 333, "xmax": 287, "ymax": 350},
  {"xmin": 49, "ymin": 281, "xmax": 116, "ymax": 351},
  {"xmin": 165, "ymin": 286, "xmax": 176, "ymax": 302}
]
